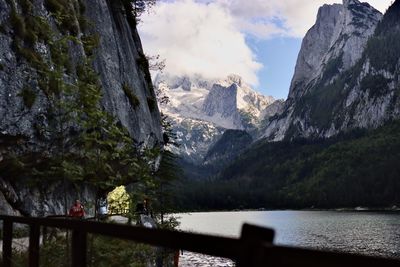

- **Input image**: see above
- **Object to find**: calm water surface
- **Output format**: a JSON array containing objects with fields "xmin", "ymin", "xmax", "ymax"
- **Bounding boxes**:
[{"xmin": 178, "ymin": 211, "xmax": 400, "ymax": 259}]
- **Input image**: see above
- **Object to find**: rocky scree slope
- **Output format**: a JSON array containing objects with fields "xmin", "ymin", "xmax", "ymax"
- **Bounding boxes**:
[{"xmin": 0, "ymin": 0, "xmax": 162, "ymax": 216}]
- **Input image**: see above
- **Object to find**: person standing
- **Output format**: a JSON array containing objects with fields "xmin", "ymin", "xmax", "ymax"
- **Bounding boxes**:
[
  {"xmin": 97, "ymin": 195, "xmax": 108, "ymax": 220},
  {"xmin": 69, "ymin": 200, "xmax": 85, "ymax": 219}
]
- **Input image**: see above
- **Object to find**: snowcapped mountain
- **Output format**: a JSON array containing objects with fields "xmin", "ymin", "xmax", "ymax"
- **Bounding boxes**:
[{"xmin": 156, "ymin": 74, "xmax": 277, "ymax": 163}]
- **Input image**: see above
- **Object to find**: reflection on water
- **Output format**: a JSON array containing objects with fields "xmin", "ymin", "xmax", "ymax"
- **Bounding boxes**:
[
  {"xmin": 177, "ymin": 210, "xmax": 400, "ymax": 265},
  {"xmin": 179, "ymin": 252, "xmax": 234, "ymax": 267}
]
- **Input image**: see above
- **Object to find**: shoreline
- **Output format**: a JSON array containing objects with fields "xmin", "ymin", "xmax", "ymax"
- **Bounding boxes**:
[{"xmin": 172, "ymin": 206, "xmax": 400, "ymax": 214}]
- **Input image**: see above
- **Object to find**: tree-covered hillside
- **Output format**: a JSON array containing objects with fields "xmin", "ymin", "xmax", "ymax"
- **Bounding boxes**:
[
  {"xmin": 204, "ymin": 129, "xmax": 252, "ymax": 166},
  {"xmin": 172, "ymin": 120, "xmax": 400, "ymax": 211}
]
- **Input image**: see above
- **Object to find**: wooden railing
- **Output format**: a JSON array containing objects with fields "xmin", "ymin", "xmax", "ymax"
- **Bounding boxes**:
[{"xmin": 1, "ymin": 215, "xmax": 399, "ymax": 267}]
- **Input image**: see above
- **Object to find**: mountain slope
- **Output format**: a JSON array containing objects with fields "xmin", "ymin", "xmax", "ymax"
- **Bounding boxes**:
[
  {"xmin": 264, "ymin": 0, "xmax": 385, "ymax": 140},
  {"xmin": 203, "ymin": 129, "xmax": 252, "ymax": 166},
  {"xmin": 174, "ymin": 120, "xmax": 400, "ymax": 210},
  {"xmin": 157, "ymin": 74, "xmax": 276, "ymax": 163},
  {"xmin": 172, "ymin": 0, "xmax": 400, "ymax": 211}
]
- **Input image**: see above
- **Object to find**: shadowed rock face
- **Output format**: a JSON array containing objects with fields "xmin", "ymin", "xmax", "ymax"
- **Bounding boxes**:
[
  {"xmin": 85, "ymin": 0, "xmax": 161, "ymax": 144},
  {"xmin": 262, "ymin": 0, "xmax": 391, "ymax": 141},
  {"xmin": 0, "ymin": 0, "xmax": 162, "ymax": 216},
  {"xmin": 0, "ymin": 0, "xmax": 162, "ymax": 145},
  {"xmin": 288, "ymin": 0, "xmax": 382, "ymax": 101},
  {"xmin": 202, "ymin": 83, "xmax": 242, "ymax": 128}
]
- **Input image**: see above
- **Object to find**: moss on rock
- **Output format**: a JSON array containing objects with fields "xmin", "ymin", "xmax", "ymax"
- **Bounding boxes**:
[
  {"xmin": 18, "ymin": 86, "xmax": 37, "ymax": 109},
  {"xmin": 122, "ymin": 83, "xmax": 140, "ymax": 108}
]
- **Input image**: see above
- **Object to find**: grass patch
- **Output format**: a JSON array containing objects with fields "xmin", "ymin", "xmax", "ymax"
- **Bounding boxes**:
[
  {"xmin": 0, "ymin": 23, "xmax": 6, "ymax": 34},
  {"xmin": 77, "ymin": 0, "xmax": 86, "ymax": 14},
  {"xmin": 122, "ymin": 83, "xmax": 140, "ymax": 108},
  {"xmin": 147, "ymin": 97, "xmax": 156, "ymax": 112},
  {"xmin": 78, "ymin": 15, "xmax": 89, "ymax": 32},
  {"xmin": 45, "ymin": 0, "xmax": 79, "ymax": 36},
  {"xmin": 137, "ymin": 53, "xmax": 149, "ymax": 71},
  {"xmin": 50, "ymin": 39, "xmax": 69, "ymax": 68},
  {"xmin": 58, "ymin": 13, "xmax": 79, "ymax": 36},
  {"xmin": 360, "ymin": 74, "xmax": 391, "ymax": 98},
  {"xmin": 5, "ymin": 232, "xmax": 175, "ymax": 267},
  {"xmin": 16, "ymin": 45, "xmax": 43, "ymax": 66},
  {"xmin": 82, "ymin": 34, "xmax": 100, "ymax": 56},
  {"xmin": 20, "ymin": 0, "xmax": 33, "ymax": 14},
  {"xmin": 18, "ymin": 86, "xmax": 37, "ymax": 109},
  {"xmin": 136, "ymin": 53, "xmax": 155, "ymax": 92},
  {"xmin": 25, "ymin": 28, "xmax": 38, "ymax": 45},
  {"xmin": 27, "ymin": 16, "xmax": 52, "ymax": 42},
  {"xmin": 10, "ymin": 9, "xmax": 26, "ymax": 39},
  {"xmin": 44, "ymin": 0, "xmax": 66, "ymax": 13}
]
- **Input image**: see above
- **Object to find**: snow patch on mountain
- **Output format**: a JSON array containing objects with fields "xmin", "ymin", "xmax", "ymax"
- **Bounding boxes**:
[{"xmin": 156, "ymin": 74, "xmax": 276, "ymax": 162}]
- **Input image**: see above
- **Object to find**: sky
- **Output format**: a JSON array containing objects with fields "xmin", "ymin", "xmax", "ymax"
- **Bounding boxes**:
[{"xmin": 138, "ymin": 0, "xmax": 393, "ymax": 99}]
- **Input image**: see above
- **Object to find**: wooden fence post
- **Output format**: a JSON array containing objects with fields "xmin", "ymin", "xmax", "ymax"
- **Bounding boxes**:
[
  {"xmin": 237, "ymin": 223, "xmax": 275, "ymax": 267},
  {"xmin": 29, "ymin": 223, "xmax": 40, "ymax": 267},
  {"xmin": 2, "ymin": 219, "xmax": 13, "ymax": 267},
  {"xmin": 71, "ymin": 229, "xmax": 87, "ymax": 267}
]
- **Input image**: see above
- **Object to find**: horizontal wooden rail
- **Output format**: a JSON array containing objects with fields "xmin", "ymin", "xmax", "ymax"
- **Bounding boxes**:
[
  {"xmin": 1, "ymin": 215, "xmax": 399, "ymax": 267},
  {"xmin": 0, "ymin": 215, "xmax": 241, "ymax": 259}
]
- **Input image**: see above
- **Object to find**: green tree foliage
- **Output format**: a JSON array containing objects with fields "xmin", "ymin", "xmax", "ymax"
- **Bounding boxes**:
[
  {"xmin": 122, "ymin": 83, "xmax": 141, "ymax": 108},
  {"xmin": 126, "ymin": 0, "xmax": 157, "ymax": 23},
  {"xmin": 18, "ymin": 86, "xmax": 37, "ymax": 109},
  {"xmin": 366, "ymin": 0, "xmax": 400, "ymax": 71},
  {"xmin": 172, "ymin": 120, "xmax": 400, "ymax": 211},
  {"xmin": 1, "ymin": 0, "xmax": 183, "ymax": 226},
  {"xmin": 360, "ymin": 74, "xmax": 391, "ymax": 98},
  {"xmin": 152, "ymin": 150, "xmax": 181, "ymax": 222},
  {"xmin": 146, "ymin": 112, "xmax": 181, "ymax": 224},
  {"xmin": 204, "ymin": 129, "xmax": 253, "ymax": 171},
  {"xmin": 108, "ymin": 186, "xmax": 130, "ymax": 213},
  {"xmin": 8, "ymin": 233, "xmax": 171, "ymax": 267},
  {"xmin": 167, "ymin": 0, "xmax": 400, "ymax": 213},
  {"xmin": 0, "ymin": 0, "xmax": 158, "ymax": 201}
]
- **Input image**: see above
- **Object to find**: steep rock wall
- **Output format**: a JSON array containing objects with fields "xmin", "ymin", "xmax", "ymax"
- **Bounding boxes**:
[
  {"xmin": 263, "ymin": 0, "xmax": 383, "ymax": 140},
  {"xmin": 0, "ymin": 0, "xmax": 162, "ymax": 216}
]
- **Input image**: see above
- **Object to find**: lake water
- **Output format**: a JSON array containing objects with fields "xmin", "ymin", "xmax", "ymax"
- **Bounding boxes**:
[{"xmin": 177, "ymin": 210, "xmax": 400, "ymax": 266}]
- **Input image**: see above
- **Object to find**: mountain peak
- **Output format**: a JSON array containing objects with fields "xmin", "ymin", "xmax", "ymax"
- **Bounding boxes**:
[
  {"xmin": 216, "ymin": 74, "xmax": 243, "ymax": 87},
  {"xmin": 264, "ymin": 0, "xmax": 383, "ymax": 141},
  {"xmin": 288, "ymin": 0, "xmax": 381, "ymax": 100},
  {"xmin": 343, "ymin": 0, "xmax": 360, "ymax": 7},
  {"xmin": 226, "ymin": 74, "xmax": 243, "ymax": 87}
]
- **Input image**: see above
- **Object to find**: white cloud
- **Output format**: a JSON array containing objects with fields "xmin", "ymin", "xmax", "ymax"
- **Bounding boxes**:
[
  {"xmin": 139, "ymin": 0, "xmax": 262, "ymax": 85},
  {"xmin": 139, "ymin": 0, "xmax": 393, "ymax": 85},
  {"xmin": 215, "ymin": 0, "xmax": 393, "ymax": 38}
]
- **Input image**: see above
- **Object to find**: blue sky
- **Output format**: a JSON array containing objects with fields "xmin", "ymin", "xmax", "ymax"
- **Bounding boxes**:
[
  {"xmin": 248, "ymin": 36, "xmax": 301, "ymax": 99},
  {"xmin": 139, "ymin": 0, "xmax": 392, "ymax": 100}
]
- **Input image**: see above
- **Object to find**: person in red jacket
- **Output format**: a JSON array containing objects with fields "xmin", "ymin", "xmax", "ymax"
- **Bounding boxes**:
[{"xmin": 69, "ymin": 200, "xmax": 85, "ymax": 219}]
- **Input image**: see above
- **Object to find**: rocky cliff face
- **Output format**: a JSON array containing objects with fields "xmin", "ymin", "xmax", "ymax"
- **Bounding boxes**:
[
  {"xmin": 86, "ymin": 0, "xmax": 162, "ymax": 143},
  {"xmin": 157, "ymin": 74, "xmax": 275, "ymax": 163},
  {"xmin": 202, "ymin": 83, "xmax": 243, "ymax": 129},
  {"xmin": 263, "ymin": 0, "xmax": 392, "ymax": 140},
  {"xmin": 288, "ymin": 0, "xmax": 381, "ymax": 100},
  {"xmin": 0, "ymin": 0, "xmax": 162, "ymax": 216}
]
